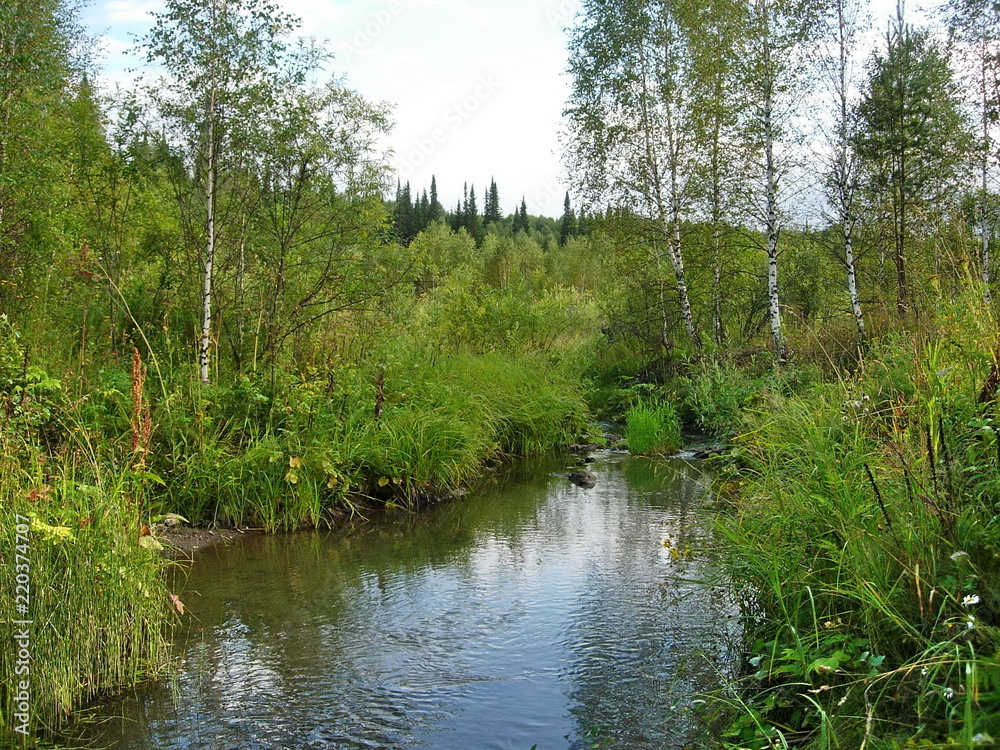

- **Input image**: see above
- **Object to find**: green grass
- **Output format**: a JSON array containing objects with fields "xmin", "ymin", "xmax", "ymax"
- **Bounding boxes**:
[
  {"xmin": 0, "ymin": 434, "xmax": 170, "ymax": 742},
  {"xmin": 699, "ymin": 328, "xmax": 1000, "ymax": 748},
  {"xmin": 625, "ymin": 399, "xmax": 681, "ymax": 455}
]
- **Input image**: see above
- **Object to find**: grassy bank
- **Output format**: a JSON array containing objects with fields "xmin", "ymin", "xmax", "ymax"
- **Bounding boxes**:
[
  {"xmin": 688, "ymin": 309, "xmax": 1000, "ymax": 747},
  {"xmin": 0, "ymin": 317, "xmax": 592, "ymax": 742}
]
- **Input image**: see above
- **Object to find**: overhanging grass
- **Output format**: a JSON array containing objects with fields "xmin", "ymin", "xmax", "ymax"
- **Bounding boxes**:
[{"xmin": 0, "ymin": 437, "xmax": 169, "ymax": 742}]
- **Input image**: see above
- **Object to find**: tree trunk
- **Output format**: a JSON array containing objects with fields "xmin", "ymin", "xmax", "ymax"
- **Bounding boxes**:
[
  {"xmin": 669, "ymin": 142, "xmax": 701, "ymax": 351},
  {"xmin": 982, "ymin": 46, "xmax": 993, "ymax": 306},
  {"xmin": 763, "ymin": 33, "xmax": 786, "ymax": 366},
  {"xmin": 200, "ymin": 86, "xmax": 216, "ymax": 386},
  {"xmin": 836, "ymin": 0, "xmax": 865, "ymax": 340}
]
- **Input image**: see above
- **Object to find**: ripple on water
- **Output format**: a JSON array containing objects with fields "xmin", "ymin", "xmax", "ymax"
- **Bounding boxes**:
[{"xmin": 66, "ymin": 456, "xmax": 738, "ymax": 750}]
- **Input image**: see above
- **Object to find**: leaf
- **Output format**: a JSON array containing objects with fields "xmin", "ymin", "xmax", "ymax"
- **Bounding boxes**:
[
  {"xmin": 139, "ymin": 471, "xmax": 167, "ymax": 487},
  {"xmin": 326, "ymin": 475, "xmax": 339, "ymax": 489},
  {"xmin": 140, "ymin": 523, "xmax": 151, "ymax": 537},
  {"xmin": 139, "ymin": 535, "xmax": 163, "ymax": 552},
  {"xmin": 377, "ymin": 476, "xmax": 389, "ymax": 487},
  {"xmin": 168, "ymin": 594, "xmax": 185, "ymax": 615},
  {"xmin": 26, "ymin": 486, "xmax": 52, "ymax": 502},
  {"xmin": 284, "ymin": 470, "xmax": 299, "ymax": 484},
  {"xmin": 30, "ymin": 518, "xmax": 75, "ymax": 543}
]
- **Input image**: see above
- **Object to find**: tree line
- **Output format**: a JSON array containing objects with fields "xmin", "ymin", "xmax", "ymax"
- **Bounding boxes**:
[
  {"xmin": 565, "ymin": 0, "xmax": 991, "ymax": 363},
  {"xmin": 392, "ymin": 177, "xmax": 586, "ymax": 248}
]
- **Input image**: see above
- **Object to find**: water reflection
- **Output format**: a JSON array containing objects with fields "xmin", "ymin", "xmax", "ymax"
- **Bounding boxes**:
[{"xmin": 68, "ymin": 453, "xmax": 737, "ymax": 750}]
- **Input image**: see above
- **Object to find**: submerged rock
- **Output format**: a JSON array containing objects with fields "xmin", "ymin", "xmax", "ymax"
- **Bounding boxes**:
[
  {"xmin": 567, "ymin": 469, "xmax": 598, "ymax": 489},
  {"xmin": 549, "ymin": 468, "xmax": 598, "ymax": 488}
]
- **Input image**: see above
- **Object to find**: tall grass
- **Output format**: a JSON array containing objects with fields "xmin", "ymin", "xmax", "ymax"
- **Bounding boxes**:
[
  {"xmin": 0, "ymin": 434, "xmax": 170, "ymax": 742},
  {"xmin": 625, "ymin": 399, "xmax": 681, "ymax": 455},
  {"xmin": 703, "ymin": 315, "xmax": 1000, "ymax": 747},
  {"xmin": 139, "ymin": 350, "xmax": 590, "ymax": 530}
]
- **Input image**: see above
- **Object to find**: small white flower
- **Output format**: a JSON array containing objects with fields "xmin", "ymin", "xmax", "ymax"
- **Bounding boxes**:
[
  {"xmin": 963, "ymin": 594, "xmax": 981, "ymax": 607},
  {"xmin": 944, "ymin": 687, "xmax": 955, "ymax": 699},
  {"xmin": 921, "ymin": 666, "xmax": 929, "ymax": 676},
  {"xmin": 967, "ymin": 615, "xmax": 977, "ymax": 630}
]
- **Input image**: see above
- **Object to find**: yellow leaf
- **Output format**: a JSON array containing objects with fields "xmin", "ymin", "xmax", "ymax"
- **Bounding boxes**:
[
  {"xmin": 377, "ymin": 476, "xmax": 389, "ymax": 487},
  {"xmin": 30, "ymin": 518, "xmax": 75, "ymax": 543},
  {"xmin": 139, "ymin": 535, "xmax": 163, "ymax": 552},
  {"xmin": 289, "ymin": 456, "xmax": 303, "ymax": 469},
  {"xmin": 284, "ymin": 470, "xmax": 299, "ymax": 485}
]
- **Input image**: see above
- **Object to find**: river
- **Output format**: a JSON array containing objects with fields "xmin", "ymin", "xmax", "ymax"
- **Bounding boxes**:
[{"xmin": 68, "ymin": 450, "xmax": 737, "ymax": 750}]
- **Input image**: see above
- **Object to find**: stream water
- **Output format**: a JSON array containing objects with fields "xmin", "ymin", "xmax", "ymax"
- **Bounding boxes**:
[{"xmin": 69, "ymin": 451, "xmax": 737, "ymax": 750}]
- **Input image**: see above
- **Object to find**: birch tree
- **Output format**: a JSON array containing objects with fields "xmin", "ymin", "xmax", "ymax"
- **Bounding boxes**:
[
  {"xmin": 565, "ymin": 0, "xmax": 702, "ymax": 352},
  {"xmin": 740, "ymin": 0, "xmax": 820, "ymax": 365},
  {"xmin": 141, "ymin": 0, "xmax": 297, "ymax": 384},
  {"xmin": 946, "ymin": 0, "xmax": 1000, "ymax": 305},
  {"xmin": 685, "ymin": 0, "xmax": 745, "ymax": 347},
  {"xmin": 818, "ymin": 0, "xmax": 868, "ymax": 339}
]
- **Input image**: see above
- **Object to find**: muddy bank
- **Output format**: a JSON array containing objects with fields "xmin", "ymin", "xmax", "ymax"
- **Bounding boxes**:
[{"xmin": 158, "ymin": 526, "xmax": 259, "ymax": 556}]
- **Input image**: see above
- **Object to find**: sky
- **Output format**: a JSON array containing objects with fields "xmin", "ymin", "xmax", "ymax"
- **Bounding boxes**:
[{"xmin": 81, "ymin": 0, "xmax": 935, "ymax": 220}]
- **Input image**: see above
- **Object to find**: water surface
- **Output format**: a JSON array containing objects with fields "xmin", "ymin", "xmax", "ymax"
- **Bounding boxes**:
[{"xmin": 70, "ymin": 452, "xmax": 736, "ymax": 749}]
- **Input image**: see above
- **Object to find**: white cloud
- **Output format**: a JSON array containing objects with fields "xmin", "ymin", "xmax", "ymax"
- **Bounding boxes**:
[{"xmin": 103, "ymin": 0, "xmax": 161, "ymax": 25}]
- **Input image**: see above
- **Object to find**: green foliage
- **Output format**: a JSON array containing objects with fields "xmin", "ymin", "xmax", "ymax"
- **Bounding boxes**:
[
  {"xmin": 706, "ymin": 297, "xmax": 1000, "ymax": 747},
  {"xmin": 0, "ymin": 412, "xmax": 169, "ymax": 740},
  {"xmin": 625, "ymin": 398, "xmax": 681, "ymax": 455}
]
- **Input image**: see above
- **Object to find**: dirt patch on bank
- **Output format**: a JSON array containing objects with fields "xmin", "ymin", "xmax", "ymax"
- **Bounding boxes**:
[{"xmin": 157, "ymin": 526, "xmax": 260, "ymax": 557}]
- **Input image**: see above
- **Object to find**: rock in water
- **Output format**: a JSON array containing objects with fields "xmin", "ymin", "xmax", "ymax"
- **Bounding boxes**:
[{"xmin": 568, "ymin": 469, "xmax": 597, "ymax": 489}]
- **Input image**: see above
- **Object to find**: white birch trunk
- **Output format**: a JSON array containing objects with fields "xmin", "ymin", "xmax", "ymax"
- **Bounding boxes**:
[
  {"xmin": 200, "ymin": 87, "xmax": 216, "ymax": 385},
  {"xmin": 636, "ymin": 40, "xmax": 701, "ymax": 352},
  {"xmin": 982, "ymin": 39, "xmax": 993, "ymax": 306},
  {"xmin": 762, "ymin": 27, "xmax": 786, "ymax": 366},
  {"xmin": 836, "ymin": 0, "xmax": 865, "ymax": 339}
]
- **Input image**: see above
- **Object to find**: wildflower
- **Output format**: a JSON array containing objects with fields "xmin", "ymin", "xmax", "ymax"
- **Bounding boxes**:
[
  {"xmin": 967, "ymin": 615, "xmax": 976, "ymax": 630},
  {"xmin": 944, "ymin": 687, "xmax": 955, "ymax": 699},
  {"xmin": 963, "ymin": 594, "xmax": 981, "ymax": 607}
]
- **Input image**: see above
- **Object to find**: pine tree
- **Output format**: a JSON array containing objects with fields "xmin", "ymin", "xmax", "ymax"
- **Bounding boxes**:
[
  {"xmin": 484, "ymin": 178, "xmax": 501, "ymax": 226},
  {"xmin": 513, "ymin": 197, "xmax": 530, "ymax": 234},
  {"xmin": 429, "ymin": 174, "xmax": 444, "ymax": 221},
  {"xmin": 559, "ymin": 192, "xmax": 578, "ymax": 245},
  {"xmin": 856, "ymin": 4, "xmax": 971, "ymax": 316}
]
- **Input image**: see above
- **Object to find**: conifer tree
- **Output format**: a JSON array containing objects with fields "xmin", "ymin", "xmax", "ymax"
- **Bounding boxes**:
[
  {"xmin": 429, "ymin": 175, "xmax": 444, "ymax": 221},
  {"xmin": 559, "ymin": 192, "xmax": 578, "ymax": 245},
  {"xmin": 394, "ymin": 181, "xmax": 416, "ymax": 245},
  {"xmin": 513, "ymin": 197, "xmax": 530, "ymax": 234},
  {"xmin": 484, "ymin": 178, "xmax": 502, "ymax": 226}
]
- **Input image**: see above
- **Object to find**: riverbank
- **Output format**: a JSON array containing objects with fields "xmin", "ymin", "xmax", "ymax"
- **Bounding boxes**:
[
  {"xmin": 0, "ymin": 343, "xmax": 592, "ymax": 745},
  {"xmin": 681, "ymin": 332, "xmax": 1000, "ymax": 747}
]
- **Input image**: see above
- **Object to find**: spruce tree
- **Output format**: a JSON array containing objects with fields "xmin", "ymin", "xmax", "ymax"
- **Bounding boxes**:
[
  {"xmin": 394, "ymin": 181, "xmax": 416, "ymax": 245},
  {"xmin": 429, "ymin": 175, "xmax": 444, "ymax": 221},
  {"xmin": 559, "ymin": 192, "xmax": 578, "ymax": 245},
  {"xmin": 484, "ymin": 178, "xmax": 501, "ymax": 226},
  {"xmin": 513, "ymin": 197, "xmax": 530, "ymax": 233}
]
